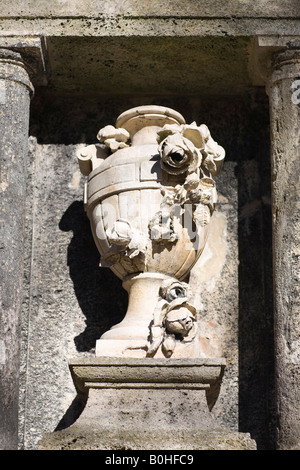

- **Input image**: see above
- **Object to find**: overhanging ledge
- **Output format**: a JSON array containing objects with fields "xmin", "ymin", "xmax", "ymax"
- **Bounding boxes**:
[{"xmin": 69, "ymin": 356, "xmax": 227, "ymax": 394}]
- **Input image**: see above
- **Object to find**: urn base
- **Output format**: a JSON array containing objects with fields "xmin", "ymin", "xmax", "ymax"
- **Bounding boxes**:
[{"xmin": 38, "ymin": 357, "xmax": 256, "ymax": 450}]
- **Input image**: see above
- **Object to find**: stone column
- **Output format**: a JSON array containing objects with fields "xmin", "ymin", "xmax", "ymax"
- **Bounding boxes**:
[
  {"xmin": 0, "ymin": 48, "xmax": 33, "ymax": 450},
  {"xmin": 267, "ymin": 47, "xmax": 300, "ymax": 450}
]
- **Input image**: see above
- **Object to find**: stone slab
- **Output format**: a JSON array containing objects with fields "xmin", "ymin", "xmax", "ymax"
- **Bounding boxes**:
[{"xmin": 69, "ymin": 356, "xmax": 227, "ymax": 393}]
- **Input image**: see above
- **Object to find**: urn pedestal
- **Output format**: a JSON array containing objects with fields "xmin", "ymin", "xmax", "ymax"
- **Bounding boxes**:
[
  {"xmin": 39, "ymin": 106, "xmax": 256, "ymax": 450},
  {"xmin": 39, "ymin": 357, "xmax": 256, "ymax": 450}
]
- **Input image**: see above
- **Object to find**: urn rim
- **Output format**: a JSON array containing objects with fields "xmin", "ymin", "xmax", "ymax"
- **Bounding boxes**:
[{"xmin": 116, "ymin": 105, "xmax": 186, "ymax": 137}]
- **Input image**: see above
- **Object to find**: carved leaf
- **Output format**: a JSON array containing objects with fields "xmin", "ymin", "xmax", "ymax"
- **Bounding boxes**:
[{"xmin": 193, "ymin": 204, "xmax": 211, "ymax": 226}]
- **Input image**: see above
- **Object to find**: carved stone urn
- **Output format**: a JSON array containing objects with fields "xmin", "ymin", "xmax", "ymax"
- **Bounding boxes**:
[
  {"xmin": 39, "ymin": 106, "xmax": 258, "ymax": 450},
  {"xmin": 78, "ymin": 105, "xmax": 225, "ymax": 358}
]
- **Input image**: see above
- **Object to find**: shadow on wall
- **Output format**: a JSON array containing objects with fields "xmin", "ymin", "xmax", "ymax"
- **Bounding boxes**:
[
  {"xmin": 54, "ymin": 200, "xmax": 127, "ymax": 432},
  {"xmin": 59, "ymin": 200, "xmax": 127, "ymax": 352}
]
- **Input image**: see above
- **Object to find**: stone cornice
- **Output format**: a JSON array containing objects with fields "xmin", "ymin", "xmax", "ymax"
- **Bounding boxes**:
[
  {"xmin": 1, "ymin": 17, "xmax": 300, "ymax": 39},
  {"xmin": 1, "ymin": 0, "xmax": 300, "ymax": 19}
]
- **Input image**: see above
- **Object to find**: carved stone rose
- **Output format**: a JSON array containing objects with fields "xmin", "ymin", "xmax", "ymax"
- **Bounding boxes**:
[
  {"xmin": 158, "ymin": 133, "xmax": 201, "ymax": 175},
  {"xmin": 157, "ymin": 122, "xmax": 225, "ymax": 177}
]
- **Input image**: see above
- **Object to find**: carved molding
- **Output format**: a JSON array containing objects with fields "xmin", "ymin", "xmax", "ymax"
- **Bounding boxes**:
[
  {"xmin": 249, "ymin": 35, "xmax": 300, "ymax": 87},
  {"xmin": 0, "ymin": 36, "xmax": 49, "ymax": 87}
]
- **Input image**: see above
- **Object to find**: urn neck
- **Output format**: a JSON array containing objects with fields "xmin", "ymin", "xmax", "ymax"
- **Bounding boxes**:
[
  {"xmin": 131, "ymin": 125, "xmax": 162, "ymax": 146},
  {"xmin": 115, "ymin": 105, "xmax": 186, "ymax": 147}
]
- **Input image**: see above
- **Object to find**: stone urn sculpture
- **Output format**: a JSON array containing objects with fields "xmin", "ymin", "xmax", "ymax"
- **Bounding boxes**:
[
  {"xmin": 78, "ymin": 105, "xmax": 225, "ymax": 358},
  {"xmin": 39, "ymin": 106, "xmax": 257, "ymax": 450}
]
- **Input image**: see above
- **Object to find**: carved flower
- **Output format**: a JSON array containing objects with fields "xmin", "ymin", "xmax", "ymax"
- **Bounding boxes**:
[
  {"xmin": 106, "ymin": 219, "xmax": 132, "ymax": 247},
  {"xmin": 158, "ymin": 133, "xmax": 201, "ymax": 175},
  {"xmin": 159, "ymin": 279, "xmax": 192, "ymax": 302},
  {"xmin": 188, "ymin": 177, "xmax": 217, "ymax": 205},
  {"xmin": 164, "ymin": 305, "xmax": 197, "ymax": 338},
  {"xmin": 146, "ymin": 279, "xmax": 198, "ymax": 357},
  {"xmin": 102, "ymin": 219, "xmax": 148, "ymax": 271},
  {"xmin": 97, "ymin": 125, "xmax": 130, "ymax": 153},
  {"xmin": 157, "ymin": 122, "xmax": 205, "ymax": 149},
  {"xmin": 157, "ymin": 122, "xmax": 225, "ymax": 177}
]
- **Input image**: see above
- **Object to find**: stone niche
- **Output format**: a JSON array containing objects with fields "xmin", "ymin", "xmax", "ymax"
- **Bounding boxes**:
[
  {"xmin": 18, "ymin": 81, "xmax": 273, "ymax": 449},
  {"xmin": 38, "ymin": 105, "xmax": 257, "ymax": 450},
  {"xmin": 12, "ymin": 31, "xmax": 275, "ymax": 452}
]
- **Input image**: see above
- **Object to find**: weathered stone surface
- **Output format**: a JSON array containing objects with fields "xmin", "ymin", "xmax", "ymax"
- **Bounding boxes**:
[
  {"xmin": 0, "ymin": 37, "xmax": 48, "ymax": 87},
  {"xmin": 0, "ymin": 49, "xmax": 33, "ymax": 450},
  {"xmin": 1, "ymin": 0, "xmax": 300, "ymax": 18},
  {"xmin": 0, "ymin": 5, "xmax": 299, "ymax": 97},
  {"xmin": 267, "ymin": 48, "xmax": 300, "ymax": 450},
  {"xmin": 0, "ymin": 0, "xmax": 297, "ymax": 452},
  {"xmin": 40, "ymin": 425, "xmax": 256, "ymax": 451},
  {"xmin": 0, "ymin": 0, "xmax": 299, "ymax": 41},
  {"xmin": 68, "ymin": 357, "xmax": 226, "ymax": 392},
  {"xmin": 45, "ymin": 37, "xmax": 252, "ymax": 96},
  {"xmin": 18, "ymin": 143, "xmax": 126, "ymax": 449}
]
